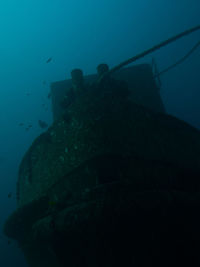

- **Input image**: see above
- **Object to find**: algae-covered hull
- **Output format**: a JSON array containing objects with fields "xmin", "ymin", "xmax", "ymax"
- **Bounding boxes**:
[{"xmin": 4, "ymin": 64, "xmax": 200, "ymax": 267}]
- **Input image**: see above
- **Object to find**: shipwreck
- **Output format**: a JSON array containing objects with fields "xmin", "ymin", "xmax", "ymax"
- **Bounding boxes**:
[{"xmin": 4, "ymin": 26, "xmax": 200, "ymax": 267}]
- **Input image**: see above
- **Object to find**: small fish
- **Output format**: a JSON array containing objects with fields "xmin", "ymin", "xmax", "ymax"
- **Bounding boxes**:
[
  {"xmin": 38, "ymin": 120, "xmax": 48, "ymax": 129},
  {"xmin": 7, "ymin": 240, "xmax": 11, "ymax": 245},
  {"xmin": 47, "ymin": 92, "xmax": 51, "ymax": 99},
  {"xmin": 46, "ymin": 57, "xmax": 52, "ymax": 63},
  {"xmin": 8, "ymin": 192, "xmax": 12, "ymax": 198},
  {"xmin": 26, "ymin": 92, "xmax": 30, "ymax": 96},
  {"xmin": 28, "ymin": 125, "xmax": 32, "ymax": 128},
  {"xmin": 18, "ymin": 123, "xmax": 24, "ymax": 126}
]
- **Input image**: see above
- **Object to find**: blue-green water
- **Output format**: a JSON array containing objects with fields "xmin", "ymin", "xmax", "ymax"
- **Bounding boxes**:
[{"xmin": 0, "ymin": 1, "xmax": 199, "ymax": 266}]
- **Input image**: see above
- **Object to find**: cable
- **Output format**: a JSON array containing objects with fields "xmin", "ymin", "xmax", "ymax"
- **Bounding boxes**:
[
  {"xmin": 97, "ymin": 25, "xmax": 200, "ymax": 83},
  {"xmin": 154, "ymin": 40, "xmax": 200, "ymax": 78}
]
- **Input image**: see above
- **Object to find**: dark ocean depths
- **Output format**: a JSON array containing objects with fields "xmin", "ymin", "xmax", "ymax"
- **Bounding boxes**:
[{"xmin": 0, "ymin": 1, "xmax": 199, "ymax": 266}]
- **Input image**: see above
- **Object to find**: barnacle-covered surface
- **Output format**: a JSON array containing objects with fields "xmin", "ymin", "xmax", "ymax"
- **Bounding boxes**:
[
  {"xmin": 17, "ymin": 80, "xmax": 200, "ymax": 208},
  {"xmin": 4, "ymin": 71, "xmax": 200, "ymax": 267}
]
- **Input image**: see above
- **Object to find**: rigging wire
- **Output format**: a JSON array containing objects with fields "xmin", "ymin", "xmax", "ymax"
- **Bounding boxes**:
[
  {"xmin": 98, "ymin": 25, "xmax": 200, "ymax": 83},
  {"xmin": 154, "ymin": 40, "xmax": 200, "ymax": 78}
]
